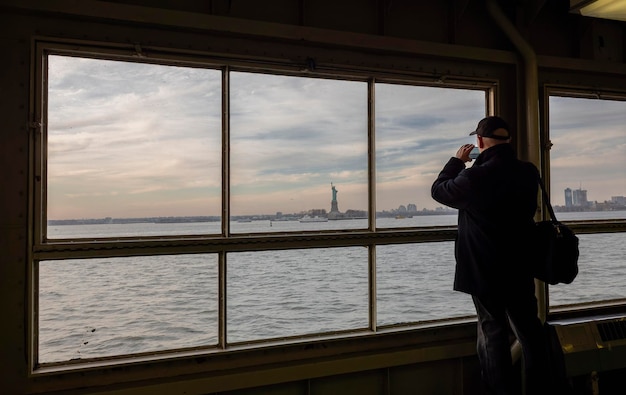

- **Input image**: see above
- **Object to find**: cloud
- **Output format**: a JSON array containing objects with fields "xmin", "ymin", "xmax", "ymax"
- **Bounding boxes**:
[{"xmin": 45, "ymin": 56, "xmax": 625, "ymax": 219}]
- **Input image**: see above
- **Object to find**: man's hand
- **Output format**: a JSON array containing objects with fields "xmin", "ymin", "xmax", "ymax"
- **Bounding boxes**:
[{"xmin": 456, "ymin": 144, "xmax": 475, "ymax": 163}]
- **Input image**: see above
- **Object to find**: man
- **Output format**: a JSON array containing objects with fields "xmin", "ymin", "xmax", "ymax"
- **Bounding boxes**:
[{"xmin": 431, "ymin": 116, "xmax": 549, "ymax": 394}]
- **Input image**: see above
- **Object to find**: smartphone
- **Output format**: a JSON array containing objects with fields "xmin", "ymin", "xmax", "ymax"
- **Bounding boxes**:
[{"xmin": 469, "ymin": 147, "xmax": 479, "ymax": 160}]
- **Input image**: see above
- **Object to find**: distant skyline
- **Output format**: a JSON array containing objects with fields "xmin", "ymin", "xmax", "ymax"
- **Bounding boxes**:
[{"xmin": 45, "ymin": 55, "xmax": 625, "ymax": 219}]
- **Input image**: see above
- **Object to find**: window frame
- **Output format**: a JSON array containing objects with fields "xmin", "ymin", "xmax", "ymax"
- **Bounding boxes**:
[
  {"xmin": 541, "ymin": 85, "xmax": 626, "ymax": 235},
  {"xmin": 31, "ymin": 40, "xmax": 498, "ymax": 373},
  {"xmin": 541, "ymin": 85, "xmax": 626, "ymax": 313}
]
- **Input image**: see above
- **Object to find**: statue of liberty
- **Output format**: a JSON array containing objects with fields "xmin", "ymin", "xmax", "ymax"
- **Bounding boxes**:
[{"xmin": 330, "ymin": 182, "xmax": 339, "ymax": 213}]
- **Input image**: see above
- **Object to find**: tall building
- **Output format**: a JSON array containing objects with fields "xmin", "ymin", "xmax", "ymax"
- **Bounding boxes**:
[
  {"xmin": 564, "ymin": 188, "xmax": 573, "ymax": 207},
  {"xmin": 572, "ymin": 188, "xmax": 588, "ymax": 207}
]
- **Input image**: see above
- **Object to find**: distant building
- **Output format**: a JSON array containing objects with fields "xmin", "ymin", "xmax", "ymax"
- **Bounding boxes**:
[
  {"xmin": 564, "ymin": 188, "xmax": 573, "ymax": 207},
  {"xmin": 407, "ymin": 203, "xmax": 417, "ymax": 212},
  {"xmin": 310, "ymin": 208, "xmax": 327, "ymax": 216},
  {"xmin": 612, "ymin": 196, "xmax": 626, "ymax": 205},
  {"xmin": 572, "ymin": 188, "xmax": 588, "ymax": 207}
]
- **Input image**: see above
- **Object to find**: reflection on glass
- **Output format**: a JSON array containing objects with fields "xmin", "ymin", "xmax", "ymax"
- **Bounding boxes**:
[
  {"xmin": 229, "ymin": 72, "xmax": 368, "ymax": 232},
  {"xmin": 47, "ymin": 56, "xmax": 222, "ymax": 237},
  {"xmin": 375, "ymin": 83, "xmax": 485, "ymax": 228},
  {"xmin": 376, "ymin": 242, "xmax": 474, "ymax": 326},
  {"xmin": 549, "ymin": 96, "xmax": 626, "ymax": 220},
  {"xmin": 227, "ymin": 248, "xmax": 368, "ymax": 342},
  {"xmin": 38, "ymin": 255, "xmax": 218, "ymax": 363},
  {"xmin": 549, "ymin": 233, "xmax": 626, "ymax": 306}
]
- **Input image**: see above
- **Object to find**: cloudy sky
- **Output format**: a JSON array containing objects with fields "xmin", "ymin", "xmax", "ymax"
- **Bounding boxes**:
[{"xmin": 46, "ymin": 55, "xmax": 625, "ymax": 220}]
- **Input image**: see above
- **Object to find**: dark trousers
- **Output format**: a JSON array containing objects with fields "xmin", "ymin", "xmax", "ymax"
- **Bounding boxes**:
[{"xmin": 472, "ymin": 292, "xmax": 550, "ymax": 395}]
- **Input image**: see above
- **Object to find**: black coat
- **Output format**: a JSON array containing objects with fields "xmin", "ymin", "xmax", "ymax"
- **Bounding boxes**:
[{"xmin": 431, "ymin": 144, "xmax": 539, "ymax": 296}]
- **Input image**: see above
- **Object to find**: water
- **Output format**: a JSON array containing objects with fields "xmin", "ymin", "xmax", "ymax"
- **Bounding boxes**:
[
  {"xmin": 46, "ymin": 215, "xmax": 460, "ymax": 238},
  {"xmin": 39, "ymin": 213, "xmax": 626, "ymax": 363}
]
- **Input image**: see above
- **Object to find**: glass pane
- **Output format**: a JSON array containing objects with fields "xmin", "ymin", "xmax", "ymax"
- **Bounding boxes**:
[
  {"xmin": 230, "ymin": 72, "xmax": 368, "ymax": 233},
  {"xmin": 375, "ymin": 84, "xmax": 485, "ymax": 228},
  {"xmin": 47, "ymin": 56, "xmax": 222, "ymax": 238},
  {"xmin": 39, "ymin": 255, "xmax": 218, "ymax": 363},
  {"xmin": 376, "ymin": 242, "xmax": 475, "ymax": 326},
  {"xmin": 549, "ymin": 233, "xmax": 626, "ymax": 307},
  {"xmin": 549, "ymin": 96, "xmax": 626, "ymax": 220},
  {"xmin": 227, "ymin": 248, "xmax": 369, "ymax": 342}
]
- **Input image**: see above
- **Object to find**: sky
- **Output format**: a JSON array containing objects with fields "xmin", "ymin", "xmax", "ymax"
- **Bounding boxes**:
[{"xmin": 46, "ymin": 55, "xmax": 626, "ymax": 219}]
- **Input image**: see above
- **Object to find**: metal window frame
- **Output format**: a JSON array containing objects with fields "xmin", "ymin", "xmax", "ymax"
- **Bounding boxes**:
[{"xmin": 30, "ymin": 39, "xmax": 497, "ymax": 373}]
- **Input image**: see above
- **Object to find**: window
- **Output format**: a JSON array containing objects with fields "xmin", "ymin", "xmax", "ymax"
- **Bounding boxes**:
[
  {"xmin": 375, "ymin": 82, "xmax": 485, "ymax": 228},
  {"xmin": 35, "ymin": 45, "xmax": 489, "ymax": 367},
  {"xmin": 39, "ymin": 255, "xmax": 218, "ymax": 363},
  {"xmin": 376, "ymin": 242, "xmax": 474, "ymax": 326},
  {"xmin": 227, "ymin": 248, "xmax": 369, "ymax": 343},
  {"xmin": 229, "ymin": 72, "xmax": 368, "ymax": 232},
  {"xmin": 46, "ymin": 56, "xmax": 222, "ymax": 238},
  {"xmin": 547, "ymin": 92, "xmax": 626, "ymax": 307}
]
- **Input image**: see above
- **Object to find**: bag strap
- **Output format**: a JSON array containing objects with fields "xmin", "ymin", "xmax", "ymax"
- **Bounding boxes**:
[{"xmin": 538, "ymin": 176, "xmax": 558, "ymax": 222}]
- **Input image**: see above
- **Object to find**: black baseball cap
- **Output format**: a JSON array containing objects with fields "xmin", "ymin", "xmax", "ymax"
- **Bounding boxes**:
[{"xmin": 469, "ymin": 116, "xmax": 511, "ymax": 140}]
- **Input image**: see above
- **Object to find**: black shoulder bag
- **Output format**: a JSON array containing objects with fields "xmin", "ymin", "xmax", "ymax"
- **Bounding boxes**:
[{"xmin": 533, "ymin": 177, "xmax": 580, "ymax": 285}]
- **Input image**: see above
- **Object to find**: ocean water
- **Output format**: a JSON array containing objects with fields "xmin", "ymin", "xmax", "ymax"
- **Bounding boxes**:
[{"xmin": 38, "ymin": 214, "xmax": 626, "ymax": 363}]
